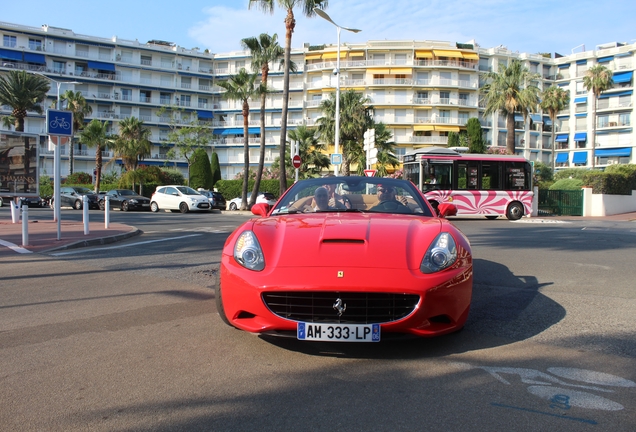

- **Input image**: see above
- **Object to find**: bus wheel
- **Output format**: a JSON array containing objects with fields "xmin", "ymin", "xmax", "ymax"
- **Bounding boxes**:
[{"xmin": 506, "ymin": 202, "xmax": 524, "ymax": 220}]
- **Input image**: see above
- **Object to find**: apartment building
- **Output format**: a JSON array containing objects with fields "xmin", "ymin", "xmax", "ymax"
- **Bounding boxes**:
[{"xmin": 0, "ymin": 20, "xmax": 634, "ymax": 180}]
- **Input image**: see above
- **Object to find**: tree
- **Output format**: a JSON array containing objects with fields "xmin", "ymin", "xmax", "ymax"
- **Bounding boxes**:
[
  {"xmin": 481, "ymin": 60, "xmax": 540, "ymax": 154},
  {"xmin": 60, "ymin": 90, "xmax": 93, "ymax": 175},
  {"xmin": 372, "ymin": 123, "xmax": 400, "ymax": 177},
  {"xmin": 189, "ymin": 148, "xmax": 213, "ymax": 190},
  {"xmin": 157, "ymin": 106, "xmax": 212, "ymax": 186},
  {"xmin": 217, "ymin": 69, "xmax": 262, "ymax": 210},
  {"xmin": 248, "ymin": 0, "xmax": 328, "ymax": 195},
  {"xmin": 79, "ymin": 119, "xmax": 110, "ymax": 193},
  {"xmin": 466, "ymin": 117, "xmax": 486, "ymax": 153},
  {"xmin": 583, "ymin": 65, "xmax": 614, "ymax": 169},
  {"xmin": 317, "ymin": 89, "xmax": 372, "ymax": 175},
  {"xmin": 447, "ymin": 131, "xmax": 459, "ymax": 148},
  {"xmin": 210, "ymin": 151, "xmax": 222, "ymax": 187},
  {"xmin": 1, "ymin": 115, "xmax": 15, "ymax": 131},
  {"xmin": 540, "ymin": 85, "xmax": 570, "ymax": 172},
  {"xmin": 0, "ymin": 70, "xmax": 49, "ymax": 132},
  {"xmin": 242, "ymin": 32, "xmax": 289, "ymax": 206},
  {"xmin": 112, "ymin": 117, "xmax": 152, "ymax": 192},
  {"xmin": 287, "ymin": 125, "xmax": 330, "ymax": 178}
]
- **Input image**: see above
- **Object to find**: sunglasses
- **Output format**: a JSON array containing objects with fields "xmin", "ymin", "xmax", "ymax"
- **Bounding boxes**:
[{"xmin": 378, "ymin": 187, "xmax": 394, "ymax": 193}]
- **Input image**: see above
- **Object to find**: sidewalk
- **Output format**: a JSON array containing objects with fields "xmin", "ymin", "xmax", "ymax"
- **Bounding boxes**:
[{"xmin": 0, "ymin": 219, "xmax": 140, "ymax": 254}]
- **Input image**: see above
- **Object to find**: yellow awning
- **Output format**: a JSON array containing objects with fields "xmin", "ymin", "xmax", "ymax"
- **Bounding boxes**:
[
  {"xmin": 322, "ymin": 52, "xmax": 347, "ymax": 59},
  {"xmin": 341, "ymin": 87, "xmax": 366, "ymax": 91},
  {"xmin": 349, "ymin": 51, "xmax": 365, "ymax": 57},
  {"xmin": 461, "ymin": 52, "xmax": 479, "ymax": 60},
  {"xmin": 305, "ymin": 54, "xmax": 322, "ymax": 60},
  {"xmin": 433, "ymin": 50, "xmax": 463, "ymax": 58},
  {"xmin": 435, "ymin": 126, "xmax": 461, "ymax": 132},
  {"xmin": 307, "ymin": 89, "xmax": 323, "ymax": 94},
  {"xmin": 390, "ymin": 68, "xmax": 413, "ymax": 75},
  {"xmin": 414, "ymin": 125, "xmax": 434, "ymax": 131},
  {"xmin": 415, "ymin": 50, "xmax": 433, "ymax": 58},
  {"xmin": 371, "ymin": 68, "xmax": 390, "ymax": 74}
]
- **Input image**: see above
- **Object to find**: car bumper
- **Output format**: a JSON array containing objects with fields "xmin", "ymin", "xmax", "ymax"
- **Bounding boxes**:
[
  {"xmin": 219, "ymin": 257, "xmax": 473, "ymax": 338},
  {"xmin": 189, "ymin": 201, "xmax": 210, "ymax": 211}
]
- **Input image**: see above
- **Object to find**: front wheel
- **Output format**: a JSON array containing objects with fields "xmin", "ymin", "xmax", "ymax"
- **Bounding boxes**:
[
  {"xmin": 215, "ymin": 284, "xmax": 233, "ymax": 327},
  {"xmin": 74, "ymin": 200, "xmax": 82, "ymax": 210},
  {"xmin": 150, "ymin": 202, "xmax": 159, "ymax": 212},
  {"xmin": 506, "ymin": 202, "xmax": 524, "ymax": 220},
  {"xmin": 229, "ymin": 202, "xmax": 237, "ymax": 211},
  {"xmin": 122, "ymin": 201, "xmax": 129, "ymax": 211},
  {"xmin": 179, "ymin": 202, "xmax": 189, "ymax": 213}
]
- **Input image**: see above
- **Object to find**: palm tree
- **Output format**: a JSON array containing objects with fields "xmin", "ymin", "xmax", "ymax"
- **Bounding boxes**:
[
  {"xmin": 287, "ymin": 125, "xmax": 330, "ymax": 178},
  {"xmin": 248, "ymin": 0, "xmax": 328, "ymax": 195},
  {"xmin": 60, "ymin": 90, "xmax": 92, "ymax": 175},
  {"xmin": 79, "ymin": 119, "xmax": 110, "ymax": 193},
  {"xmin": 371, "ymin": 123, "xmax": 399, "ymax": 177},
  {"xmin": 242, "ymin": 32, "xmax": 287, "ymax": 206},
  {"xmin": 583, "ymin": 65, "xmax": 614, "ymax": 169},
  {"xmin": 217, "ymin": 69, "xmax": 262, "ymax": 210},
  {"xmin": 540, "ymin": 85, "xmax": 570, "ymax": 173},
  {"xmin": 0, "ymin": 70, "xmax": 50, "ymax": 132},
  {"xmin": 481, "ymin": 59, "xmax": 541, "ymax": 154},
  {"xmin": 112, "ymin": 116, "xmax": 152, "ymax": 172},
  {"xmin": 317, "ymin": 89, "xmax": 372, "ymax": 175}
]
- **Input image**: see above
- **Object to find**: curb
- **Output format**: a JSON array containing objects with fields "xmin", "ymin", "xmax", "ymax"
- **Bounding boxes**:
[{"xmin": 42, "ymin": 226, "xmax": 142, "ymax": 253}]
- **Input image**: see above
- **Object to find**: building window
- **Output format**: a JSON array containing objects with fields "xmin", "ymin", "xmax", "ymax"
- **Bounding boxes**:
[
  {"xmin": 3, "ymin": 35, "xmax": 17, "ymax": 47},
  {"xmin": 28, "ymin": 39, "xmax": 43, "ymax": 51},
  {"xmin": 53, "ymin": 60, "xmax": 66, "ymax": 74}
]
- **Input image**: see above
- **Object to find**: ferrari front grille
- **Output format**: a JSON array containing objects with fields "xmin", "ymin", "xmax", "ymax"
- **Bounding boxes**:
[{"xmin": 262, "ymin": 291, "xmax": 420, "ymax": 324}]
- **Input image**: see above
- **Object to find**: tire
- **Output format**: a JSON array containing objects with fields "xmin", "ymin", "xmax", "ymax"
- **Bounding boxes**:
[
  {"xmin": 122, "ymin": 201, "xmax": 129, "ymax": 212},
  {"xmin": 0, "ymin": 197, "xmax": 3, "ymax": 207},
  {"xmin": 99, "ymin": 200, "xmax": 105, "ymax": 211},
  {"xmin": 150, "ymin": 202, "xmax": 159, "ymax": 212},
  {"xmin": 215, "ymin": 283, "xmax": 233, "ymax": 327},
  {"xmin": 229, "ymin": 202, "xmax": 237, "ymax": 211},
  {"xmin": 74, "ymin": 200, "xmax": 82, "ymax": 210},
  {"xmin": 506, "ymin": 202, "xmax": 524, "ymax": 220},
  {"xmin": 179, "ymin": 202, "xmax": 189, "ymax": 213},
  {"xmin": 485, "ymin": 215, "xmax": 498, "ymax": 220}
]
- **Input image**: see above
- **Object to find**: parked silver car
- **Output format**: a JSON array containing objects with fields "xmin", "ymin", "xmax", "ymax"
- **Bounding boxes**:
[{"xmin": 150, "ymin": 185, "xmax": 210, "ymax": 213}]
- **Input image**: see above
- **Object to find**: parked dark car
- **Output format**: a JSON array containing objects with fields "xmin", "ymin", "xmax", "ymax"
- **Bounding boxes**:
[
  {"xmin": 53, "ymin": 187, "xmax": 100, "ymax": 210},
  {"xmin": 0, "ymin": 195, "xmax": 45, "ymax": 208},
  {"xmin": 197, "ymin": 189, "xmax": 227, "ymax": 210},
  {"xmin": 99, "ymin": 189, "xmax": 151, "ymax": 211}
]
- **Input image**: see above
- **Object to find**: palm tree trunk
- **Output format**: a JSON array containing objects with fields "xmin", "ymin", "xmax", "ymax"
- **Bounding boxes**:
[
  {"xmin": 506, "ymin": 113, "xmax": 515, "ymax": 154},
  {"xmin": 279, "ymin": 8, "xmax": 295, "ymax": 196},
  {"xmin": 251, "ymin": 91, "xmax": 267, "ymax": 207},
  {"xmin": 550, "ymin": 115, "xmax": 556, "ymax": 174},
  {"xmin": 23, "ymin": 136, "xmax": 31, "ymax": 193},
  {"xmin": 242, "ymin": 101, "xmax": 250, "ymax": 210},
  {"xmin": 69, "ymin": 137, "xmax": 74, "ymax": 175},
  {"xmin": 95, "ymin": 144, "xmax": 102, "ymax": 194}
]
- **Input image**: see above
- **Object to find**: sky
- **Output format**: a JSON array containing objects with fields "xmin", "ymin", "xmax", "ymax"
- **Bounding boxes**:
[{"xmin": 3, "ymin": 0, "xmax": 635, "ymax": 56}]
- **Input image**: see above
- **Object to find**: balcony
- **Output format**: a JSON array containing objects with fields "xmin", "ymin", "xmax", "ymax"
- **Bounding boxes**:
[{"xmin": 409, "ymin": 136, "xmax": 449, "ymax": 145}]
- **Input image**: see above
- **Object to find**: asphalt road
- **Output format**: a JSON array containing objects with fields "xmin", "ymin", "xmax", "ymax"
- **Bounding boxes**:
[{"xmin": 1, "ymin": 208, "xmax": 635, "ymax": 431}]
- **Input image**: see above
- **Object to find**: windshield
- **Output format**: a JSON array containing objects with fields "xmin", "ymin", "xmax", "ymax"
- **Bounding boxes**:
[
  {"xmin": 271, "ymin": 177, "xmax": 433, "ymax": 217},
  {"xmin": 176, "ymin": 186, "xmax": 200, "ymax": 195},
  {"xmin": 75, "ymin": 187, "xmax": 92, "ymax": 194},
  {"xmin": 119, "ymin": 190, "xmax": 135, "ymax": 196}
]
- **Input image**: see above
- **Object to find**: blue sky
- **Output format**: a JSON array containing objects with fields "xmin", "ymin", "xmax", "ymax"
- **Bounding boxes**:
[{"xmin": 4, "ymin": 0, "xmax": 635, "ymax": 56}]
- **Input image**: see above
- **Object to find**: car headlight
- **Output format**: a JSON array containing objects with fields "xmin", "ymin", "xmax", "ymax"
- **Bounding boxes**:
[
  {"xmin": 420, "ymin": 232, "xmax": 457, "ymax": 274},
  {"xmin": 234, "ymin": 231, "xmax": 265, "ymax": 271},
  {"xmin": 129, "ymin": 199, "xmax": 138, "ymax": 204}
]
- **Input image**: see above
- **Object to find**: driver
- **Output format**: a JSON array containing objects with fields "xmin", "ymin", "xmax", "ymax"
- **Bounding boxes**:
[{"xmin": 371, "ymin": 184, "xmax": 410, "ymax": 211}]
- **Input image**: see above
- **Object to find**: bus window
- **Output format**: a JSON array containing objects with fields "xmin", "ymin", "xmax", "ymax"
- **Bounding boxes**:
[
  {"xmin": 505, "ymin": 162, "xmax": 531, "ymax": 190},
  {"xmin": 457, "ymin": 162, "xmax": 478, "ymax": 190},
  {"xmin": 427, "ymin": 163, "xmax": 452, "ymax": 190},
  {"xmin": 481, "ymin": 163, "xmax": 502, "ymax": 190}
]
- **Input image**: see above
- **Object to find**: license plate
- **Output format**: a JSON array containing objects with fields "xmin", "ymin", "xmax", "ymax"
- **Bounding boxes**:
[
  {"xmin": 297, "ymin": 322, "xmax": 380, "ymax": 342},
  {"xmin": 142, "ymin": 203, "xmax": 150, "ymax": 207}
]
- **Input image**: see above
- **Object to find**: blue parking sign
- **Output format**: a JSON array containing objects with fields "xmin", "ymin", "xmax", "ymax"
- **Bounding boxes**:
[{"xmin": 47, "ymin": 109, "xmax": 73, "ymax": 136}]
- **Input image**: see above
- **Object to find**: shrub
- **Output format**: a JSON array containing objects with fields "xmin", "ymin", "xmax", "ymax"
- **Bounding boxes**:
[
  {"xmin": 64, "ymin": 172, "xmax": 92, "ymax": 185},
  {"xmin": 549, "ymin": 178, "xmax": 584, "ymax": 190},
  {"xmin": 189, "ymin": 148, "xmax": 213, "ymax": 190}
]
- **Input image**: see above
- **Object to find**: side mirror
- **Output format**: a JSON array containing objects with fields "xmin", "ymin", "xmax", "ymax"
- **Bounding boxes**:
[
  {"xmin": 437, "ymin": 203, "xmax": 457, "ymax": 218},
  {"xmin": 251, "ymin": 203, "xmax": 270, "ymax": 217}
]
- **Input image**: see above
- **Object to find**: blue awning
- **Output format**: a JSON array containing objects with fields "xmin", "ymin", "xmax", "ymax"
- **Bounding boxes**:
[
  {"xmin": 197, "ymin": 111, "xmax": 214, "ymax": 119},
  {"xmin": 24, "ymin": 52, "xmax": 46, "ymax": 64},
  {"xmin": 574, "ymin": 132, "xmax": 587, "ymax": 141},
  {"xmin": 555, "ymin": 134, "xmax": 569, "ymax": 142},
  {"xmin": 0, "ymin": 48, "xmax": 22, "ymax": 61},
  {"xmin": 595, "ymin": 148, "xmax": 631, "ymax": 157},
  {"xmin": 555, "ymin": 153, "xmax": 568, "ymax": 163},
  {"xmin": 213, "ymin": 127, "xmax": 260, "ymax": 135},
  {"xmin": 576, "ymin": 59, "xmax": 587, "ymax": 65},
  {"xmin": 543, "ymin": 117, "xmax": 552, "ymax": 126},
  {"xmin": 558, "ymin": 63, "xmax": 570, "ymax": 68},
  {"xmin": 572, "ymin": 152, "xmax": 588, "ymax": 164},
  {"xmin": 514, "ymin": 114, "xmax": 524, "ymax": 122},
  {"xmin": 612, "ymin": 71, "xmax": 633, "ymax": 84},
  {"xmin": 575, "ymin": 113, "xmax": 587, "ymax": 117},
  {"xmin": 574, "ymin": 97, "xmax": 587, "ymax": 104},
  {"xmin": 88, "ymin": 61, "xmax": 116, "ymax": 71},
  {"xmin": 599, "ymin": 90, "xmax": 633, "ymax": 99},
  {"xmin": 597, "ymin": 56, "xmax": 613, "ymax": 63},
  {"xmin": 530, "ymin": 114, "xmax": 542, "ymax": 123}
]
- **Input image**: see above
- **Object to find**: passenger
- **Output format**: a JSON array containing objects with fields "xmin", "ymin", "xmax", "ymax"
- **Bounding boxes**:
[{"xmin": 304, "ymin": 187, "xmax": 337, "ymax": 212}]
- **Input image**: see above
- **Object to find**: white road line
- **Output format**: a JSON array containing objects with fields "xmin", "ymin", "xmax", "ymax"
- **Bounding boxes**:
[
  {"xmin": 50, "ymin": 234, "xmax": 202, "ymax": 256},
  {"xmin": 0, "ymin": 239, "xmax": 33, "ymax": 254}
]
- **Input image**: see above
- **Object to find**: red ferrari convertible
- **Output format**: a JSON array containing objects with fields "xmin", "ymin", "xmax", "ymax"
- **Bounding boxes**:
[{"xmin": 218, "ymin": 176, "xmax": 472, "ymax": 342}]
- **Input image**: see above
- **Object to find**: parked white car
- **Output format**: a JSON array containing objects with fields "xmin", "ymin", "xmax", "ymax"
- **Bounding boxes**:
[
  {"xmin": 150, "ymin": 185, "xmax": 210, "ymax": 213},
  {"xmin": 227, "ymin": 192, "xmax": 277, "ymax": 210}
]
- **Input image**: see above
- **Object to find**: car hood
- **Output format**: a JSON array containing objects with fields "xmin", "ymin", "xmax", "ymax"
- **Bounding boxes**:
[{"xmin": 250, "ymin": 213, "xmax": 443, "ymax": 270}]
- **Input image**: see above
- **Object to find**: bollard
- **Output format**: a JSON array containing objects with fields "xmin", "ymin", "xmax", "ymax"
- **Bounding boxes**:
[
  {"xmin": 104, "ymin": 195, "xmax": 110, "ymax": 229},
  {"xmin": 21, "ymin": 204, "xmax": 29, "ymax": 246},
  {"xmin": 83, "ymin": 195, "xmax": 89, "ymax": 235},
  {"xmin": 10, "ymin": 200, "xmax": 20, "ymax": 223}
]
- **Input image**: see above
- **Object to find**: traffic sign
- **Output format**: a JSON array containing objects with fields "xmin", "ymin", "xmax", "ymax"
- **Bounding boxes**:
[
  {"xmin": 47, "ymin": 109, "xmax": 73, "ymax": 136},
  {"xmin": 364, "ymin": 169, "xmax": 377, "ymax": 177},
  {"xmin": 331, "ymin": 153, "xmax": 342, "ymax": 165},
  {"xmin": 292, "ymin": 154, "xmax": 301, "ymax": 169}
]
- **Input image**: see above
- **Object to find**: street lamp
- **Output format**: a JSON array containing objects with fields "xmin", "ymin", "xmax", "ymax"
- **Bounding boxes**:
[
  {"xmin": 33, "ymin": 72, "xmax": 79, "ymax": 239},
  {"xmin": 314, "ymin": 8, "xmax": 361, "ymax": 177}
]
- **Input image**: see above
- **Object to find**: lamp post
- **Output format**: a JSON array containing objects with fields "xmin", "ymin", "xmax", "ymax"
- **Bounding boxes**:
[
  {"xmin": 314, "ymin": 8, "xmax": 361, "ymax": 177},
  {"xmin": 34, "ymin": 72, "xmax": 79, "ymax": 239}
]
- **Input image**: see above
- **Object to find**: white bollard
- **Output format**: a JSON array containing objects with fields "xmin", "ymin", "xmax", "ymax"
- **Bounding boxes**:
[
  {"xmin": 104, "ymin": 195, "xmax": 110, "ymax": 229},
  {"xmin": 83, "ymin": 195, "xmax": 89, "ymax": 235},
  {"xmin": 21, "ymin": 204, "xmax": 29, "ymax": 246},
  {"xmin": 10, "ymin": 200, "xmax": 20, "ymax": 223}
]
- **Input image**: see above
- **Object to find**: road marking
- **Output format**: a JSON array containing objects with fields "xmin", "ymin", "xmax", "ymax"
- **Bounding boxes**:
[
  {"xmin": 512, "ymin": 219, "xmax": 571, "ymax": 224},
  {"xmin": 49, "ymin": 234, "xmax": 202, "ymax": 256},
  {"xmin": 491, "ymin": 403, "xmax": 597, "ymax": 425},
  {"xmin": 0, "ymin": 239, "xmax": 33, "ymax": 254}
]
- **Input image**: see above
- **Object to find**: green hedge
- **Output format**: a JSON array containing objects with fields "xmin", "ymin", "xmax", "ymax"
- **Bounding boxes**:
[{"xmin": 215, "ymin": 179, "xmax": 293, "ymax": 200}]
